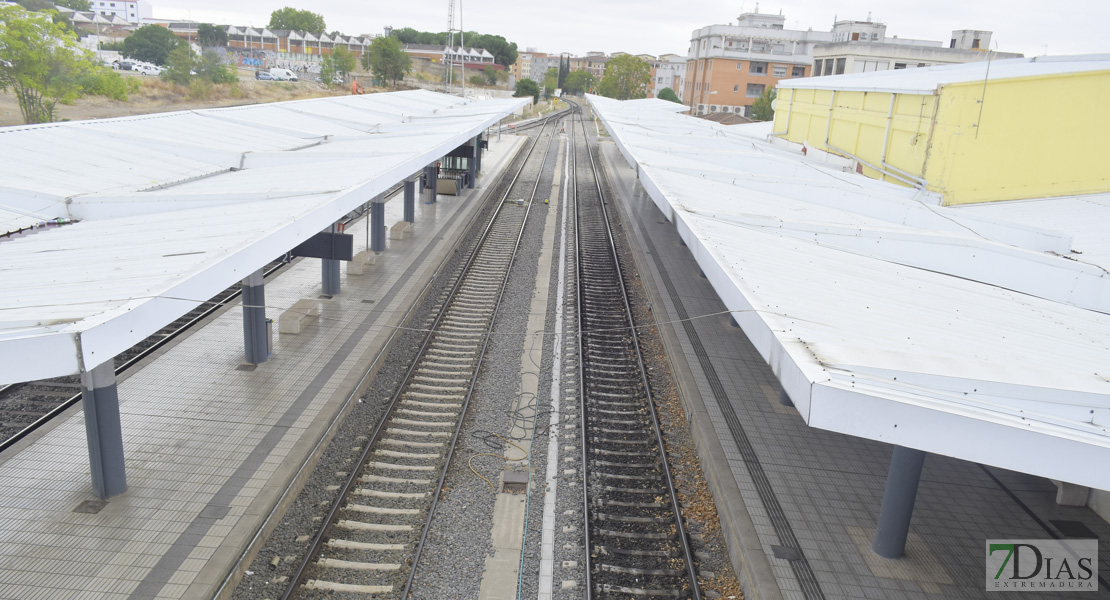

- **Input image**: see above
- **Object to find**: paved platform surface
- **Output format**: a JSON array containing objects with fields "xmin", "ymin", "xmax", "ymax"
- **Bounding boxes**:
[
  {"xmin": 599, "ymin": 141, "xmax": 1110, "ymax": 600},
  {"xmin": 0, "ymin": 135, "xmax": 525, "ymax": 600}
]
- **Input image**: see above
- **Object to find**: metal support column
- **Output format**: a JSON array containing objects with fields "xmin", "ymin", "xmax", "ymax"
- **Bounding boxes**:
[
  {"xmin": 467, "ymin": 137, "xmax": 477, "ymax": 189},
  {"xmin": 475, "ymin": 132, "xmax": 483, "ymax": 174},
  {"xmin": 242, "ymin": 269, "xmax": 268, "ymax": 365},
  {"xmin": 424, "ymin": 164, "xmax": 437, "ymax": 204},
  {"xmin": 322, "ymin": 223, "xmax": 341, "ymax": 296},
  {"xmin": 370, "ymin": 199, "xmax": 386, "ymax": 252},
  {"xmin": 81, "ymin": 360, "xmax": 127, "ymax": 498},
  {"xmin": 872, "ymin": 446, "xmax": 927, "ymax": 558},
  {"xmin": 403, "ymin": 179, "xmax": 416, "ymax": 223}
]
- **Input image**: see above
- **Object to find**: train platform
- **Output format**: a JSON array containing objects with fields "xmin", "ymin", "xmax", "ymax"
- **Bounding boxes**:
[
  {"xmin": 0, "ymin": 134, "xmax": 526, "ymax": 600},
  {"xmin": 598, "ymin": 141, "xmax": 1110, "ymax": 600}
]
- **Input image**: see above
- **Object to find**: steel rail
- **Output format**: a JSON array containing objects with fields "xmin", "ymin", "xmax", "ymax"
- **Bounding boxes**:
[
  {"xmin": 573, "ymin": 100, "xmax": 702, "ymax": 599},
  {"xmin": 282, "ymin": 111, "xmax": 568, "ymax": 599}
]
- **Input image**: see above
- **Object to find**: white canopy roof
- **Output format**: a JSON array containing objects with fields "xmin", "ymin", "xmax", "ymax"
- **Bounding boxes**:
[
  {"xmin": 587, "ymin": 94, "xmax": 1110, "ymax": 489},
  {"xmin": 0, "ymin": 90, "xmax": 527, "ymax": 383},
  {"xmin": 778, "ymin": 54, "xmax": 1110, "ymax": 95}
]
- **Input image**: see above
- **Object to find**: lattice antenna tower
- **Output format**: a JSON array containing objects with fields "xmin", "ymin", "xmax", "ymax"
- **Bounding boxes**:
[{"xmin": 445, "ymin": 0, "xmax": 457, "ymax": 93}]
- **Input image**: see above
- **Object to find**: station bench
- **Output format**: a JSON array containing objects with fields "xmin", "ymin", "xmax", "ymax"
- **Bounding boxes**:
[
  {"xmin": 346, "ymin": 250, "xmax": 377, "ymax": 276},
  {"xmin": 389, "ymin": 221, "xmax": 413, "ymax": 240},
  {"xmin": 279, "ymin": 299, "xmax": 321, "ymax": 334}
]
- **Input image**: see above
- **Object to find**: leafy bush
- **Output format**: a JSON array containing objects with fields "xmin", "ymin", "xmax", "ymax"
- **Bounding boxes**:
[{"xmin": 77, "ymin": 68, "xmax": 132, "ymax": 100}]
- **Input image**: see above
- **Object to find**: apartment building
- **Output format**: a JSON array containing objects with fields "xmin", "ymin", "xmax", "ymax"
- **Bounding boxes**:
[
  {"xmin": 813, "ymin": 28, "xmax": 1021, "ymax": 76},
  {"xmin": 684, "ymin": 11, "xmax": 820, "ymax": 116},
  {"xmin": 650, "ymin": 54, "xmax": 687, "ymax": 99}
]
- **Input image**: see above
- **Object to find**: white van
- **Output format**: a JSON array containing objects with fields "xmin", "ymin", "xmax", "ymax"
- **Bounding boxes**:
[{"xmin": 269, "ymin": 68, "xmax": 298, "ymax": 82}]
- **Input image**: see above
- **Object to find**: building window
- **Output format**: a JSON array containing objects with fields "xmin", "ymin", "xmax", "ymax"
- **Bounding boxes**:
[
  {"xmin": 793, "ymin": 66, "xmax": 805, "ymax": 77},
  {"xmin": 736, "ymin": 62, "xmax": 742, "ymax": 70},
  {"xmin": 733, "ymin": 84, "xmax": 738, "ymax": 92},
  {"xmin": 814, "ymin": 59, "xmax": 823, "ymax": 75},
  {"xmin": 835, "ymin": 58, "xmax": 846, "ymax": 74},
  {"xmin": 972, "ymin": 38, "xmax": 981, "ymax": 49},
  {"xmin": 749, "ymin": 61, "xmax": 767, "ymax": 75},
  {"xmin": 950, "ymin": 39, "xmax": 957, "ymax": 48},
  {"xmin": 772, "ymin": 65, "xmax": 787, "ymax": 78},
  {"xmin": 894, "ymin": 62, "xmax": 906, "ymax": 69},
  {"xmin": 823, "ymin": 60, "xmax": 834, "ymax": 76},
  {"xmin": 746, "ymin": 83, "xmax": 765, "ymax": 98}
]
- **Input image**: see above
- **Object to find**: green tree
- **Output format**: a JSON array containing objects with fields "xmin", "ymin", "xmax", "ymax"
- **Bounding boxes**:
[
  {"xmin": 483, "ymin": 65, "xmax": 497, "ymax": 85},
  {"xmin": 161, "ymin": 46, "xmax": 237, "ymax": 86},
  {"xmin": 123, "ymin": 24, "xmax": 180, "ymax": 65},
  {"xmin": 514, "ymin": 78, "xmax": 539, "ymax": 103},
  {"xmin": 319, "ymin": 54, "xmax": 340, "ymax": 88},
  {"xmin": 563, "ymin": 69, "xmax": 596, "ymax": 95},
  {"xmin": 750, "ymin": 87, "xmax": 776, "ymax": 121},
  {"xmin": 197, "ymin": 23, "xmax": 227, "ymax": 47},
  {"xmin": 160, "ymin": 44, "xmax": 195, "ymax": 85},
  {"xmin": 13, "ymin": 0, "xmax": 52, "ymax": 11},
  {"xmin": 0, "ymin": 5, "xmax": 126, "ymax": 123},
  {"xmin": 657, "ymin": 87, "xmax": 681, "ymax": 103},
  {"xmin": 462, "ymin": 32, "xmax": 518, "ymax": 67},
  {"xmin": 267, "ymin": 7, "xmax": 325, "ymax": 34},
  {"xmin": 196, "ymin": 50, "xmax": 236, "ymax": 84},
  {"xmin": 542, "ymin": 66, "xmax": 557, "ymax": 98},
  {"xmin": 598, "ymin": 54, "xmax": 651, "ymax": 100},
  {"xmin": 54, "ymin": 0, "xmax": 92, "ymax": 9},
  {"xmin": 331, "ymin": 46, "xmax": 357, "ymax": 78},
  {"xmin": 364, "ymin": 36, "xmax": 410, "ymax": 87}
]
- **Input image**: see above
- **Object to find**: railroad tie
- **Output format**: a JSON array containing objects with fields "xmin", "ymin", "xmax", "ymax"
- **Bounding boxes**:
[
  {"xmin": 354, "ymin": 488, "xmax": 429, "ymax": 499},
  {"xmin": 326, "ymin": 539, "xmax": 405, "ymax": 551},
  {"xmin": 360, "ymin": 473, "xmax": 433, "ymax": 485},
  {"xmin": 373, "ymin": 449, "xmax": 441, "ymax": 459},
  {"xmin": 344, "ymin": 503, "xmax": 421, "ymax": 515},
  {"xmin": 337, "ymin": 519, "xmax": 414, "ymax": 532},
  {"xmin": 316, "ymin": 557, "xmax": 402, "ymax": 571},
  {"xmin": 367, "ymin": 461, "xmax": 436, "ymax": 471},
  {"xmin": 303, "ymin": 580, "xmax": 393, "ymax": 594}
]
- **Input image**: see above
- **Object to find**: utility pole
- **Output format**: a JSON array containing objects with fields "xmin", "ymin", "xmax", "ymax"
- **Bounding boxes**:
[{"xmin": 445, "ymin": 0, "xmax": 455, "ymax": 94}]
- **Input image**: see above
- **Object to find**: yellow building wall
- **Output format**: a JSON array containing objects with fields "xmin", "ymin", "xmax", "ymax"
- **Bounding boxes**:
[
  {"xmin": 775, "ymin": 69, "xmax": 1110, "ymax": 205},
  {"xmin": 773, "ymin": 87, "xmax": 934, "ymax": 186},
  {"xmin": 925, "ymin": 70, "xmax": 1110, "ymax": 205}
]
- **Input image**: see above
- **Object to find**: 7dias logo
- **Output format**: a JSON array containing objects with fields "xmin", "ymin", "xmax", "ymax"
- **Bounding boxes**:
[{"xmin": 987, "ymin": 539, "xmax": 1098, "ymax": 592}]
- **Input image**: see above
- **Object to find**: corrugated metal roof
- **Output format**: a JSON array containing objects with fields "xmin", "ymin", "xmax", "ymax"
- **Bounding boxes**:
[
  {"xmin": 778, "ymin": 54, "xmax": 1110, "ymax": 95},
  {"xmin": 587, "ymin": 93, "xmax": 1110, "ymax": 489},
  {"xmin": 0, "ymin": 90, "xmax": 528, "ymax": 382}
]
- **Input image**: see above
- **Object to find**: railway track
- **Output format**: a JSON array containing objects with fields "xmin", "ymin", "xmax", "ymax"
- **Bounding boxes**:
[
  {"xmin": 571, "ymin": 108, "xmax": 701, "ymax": 598},
  {"xmin": 283, "ymin": 112, "xmax": 569, "ymax": 599}
]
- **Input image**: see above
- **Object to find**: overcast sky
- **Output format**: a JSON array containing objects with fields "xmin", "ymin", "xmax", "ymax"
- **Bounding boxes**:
[{"xmin": 150, "ymin": 0, "xmax": 1108, "ymax": 58}]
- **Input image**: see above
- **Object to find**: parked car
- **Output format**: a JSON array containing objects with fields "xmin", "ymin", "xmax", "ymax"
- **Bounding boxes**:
[
  {"xmin": 135, "ymin": 64, "xmax": 162, "ymax": 76},
  {"xmin": 255, "ymin": 71, "xmax": 274, "ymax": 80},
  {"xmin": 268, "ymin": 67, "xmax": 298, "ymax": 82},
  {"xmin": 116, "ymin": 60, "xmax": 134, "ymax": 71}
]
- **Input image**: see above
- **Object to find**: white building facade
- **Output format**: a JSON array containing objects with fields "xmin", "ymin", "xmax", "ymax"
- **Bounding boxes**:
[
  {"xmin": 651, "ymin": 54, "xmax": 687, "ymax": 98},
  {"xmin": 91, "ymin": 0, "xmax": 151, "ymax": 25}
]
